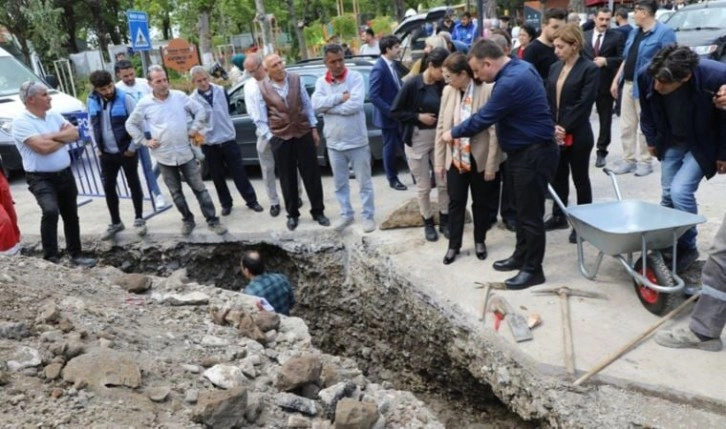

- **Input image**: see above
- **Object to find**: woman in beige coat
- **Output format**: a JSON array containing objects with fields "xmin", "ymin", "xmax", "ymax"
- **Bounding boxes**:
[{"xmin": 435, "ymin": 52, "xmax": 503, "ymax": 265}]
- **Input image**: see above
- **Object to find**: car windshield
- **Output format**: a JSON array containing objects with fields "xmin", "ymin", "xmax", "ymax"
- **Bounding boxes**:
[
  {"xmin": 667, "ymin": 7, "xmax": 726, "ymax": 31},
  {"xmin": 0, "ymin": 56, "xmax": 42, "ymax": 97}
]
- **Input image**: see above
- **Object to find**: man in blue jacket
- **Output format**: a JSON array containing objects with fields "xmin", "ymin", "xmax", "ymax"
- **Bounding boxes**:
[
  {"xmin": 88, "ymin": 70, "xmax": 146, "ymax": 239},
  {"xmin": 442, "ymin": 39, "xmax": 558, "ymax": 290},
  {"xmin": 369, "ymin": 35, "xmax": 407, "ymax": 191},
  {"xmin": 638, "ymin": 45, "xmax": 726, "ymax": 272},
  {"xmin": 452, "ymin": 12, "xmax": 478, "ymax": 47}
]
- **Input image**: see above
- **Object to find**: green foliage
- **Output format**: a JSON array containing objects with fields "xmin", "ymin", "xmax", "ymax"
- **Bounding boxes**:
[
  {"xmin": 20, "ymin": 1, "xmax": 69, "ymax": 60},
  {"xmin": 331, "ymin": 14, "xmax": 357, "ymax": 39},
  {"xmin": 303, "ymin": 23, "xmax": 325, "ymax": 49},
  {"xmin": 369, "ymin": 16, "xmax": 394, "ymax": 36}
]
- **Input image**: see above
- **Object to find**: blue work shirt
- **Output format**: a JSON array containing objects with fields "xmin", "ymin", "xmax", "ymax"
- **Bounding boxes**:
[
  {"xmin": 11, "ymin": 110, "xmax": 72, "ymax": 173},
  {"xmin": 451, "ymin": 58, "xmax": 554, "ymax": 153},
  {"xmin": 621, "ymin": 21, "xmax": 676, "ymax": 98}
]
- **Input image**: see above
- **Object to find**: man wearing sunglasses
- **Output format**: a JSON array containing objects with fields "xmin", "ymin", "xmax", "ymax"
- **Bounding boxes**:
[
  {"xmin": 11, "ymin": 81, "xmax": 96, "ymax": 267},
  {"xmin": 639, "ymin": 45, "xmax": 726, "ymax": 274}
]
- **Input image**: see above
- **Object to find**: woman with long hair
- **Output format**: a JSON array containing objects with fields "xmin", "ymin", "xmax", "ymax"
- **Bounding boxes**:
[
  {"xmin": 544, "ymin": 23, "xmax": 599, "ymax": 243},
  {"xmin": 514, "ymin": 25, "xmax": 537, "ymax": 58},
  {"xmin": 435, "ymin": 52, "xmax": 502, "ymax": 264},
  {"xmin": 391, "ymin": 47, "xmax": 450, "ymax": 242}
]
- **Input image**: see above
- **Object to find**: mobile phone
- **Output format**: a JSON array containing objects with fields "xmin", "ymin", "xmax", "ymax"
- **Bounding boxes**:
[
  {"xmin": 563, "ymin": 134, "xmax": 574, "ymax": 147},
  {"xmin": 258, "ymin": 298, "xmax": 275, "ymax": 312}
]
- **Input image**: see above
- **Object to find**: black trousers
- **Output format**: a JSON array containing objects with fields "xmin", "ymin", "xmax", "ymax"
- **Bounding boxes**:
[
  {"xmin": 552, "ymin": 127, "xmax": 594, "ymax": 218},
  {"xmin": 100, "ymin": 152, "xmax": 144, "ymax": 224},
  {"xmin": 270, "ymin": 132, "xmax": 325, "ymax": 218},
  {"xmin": 595, "ymin": 93, "xmax": 615, "ymax": 156},
  {"xmin": 202, "ymin": 140, "xmax": 258, "ymax": 209},
  {"xmin": 446, "ymin": 156, "xmax": 495, "ymax": 250},
  {"xmin": 508, "ymin": 141, "xmax": 559, "ymax": 271},
  {"xmin": 491, "ymin": 159, "xmax": 516, "ymax": 224},
  {"xmin": 26, "ymin": 168, "xmax": 82, "ymax": 260}
]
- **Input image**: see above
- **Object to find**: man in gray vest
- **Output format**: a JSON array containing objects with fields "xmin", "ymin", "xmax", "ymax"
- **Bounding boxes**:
[
  {"xmin": 11, "ymin": 81, "xmax": 96, "ymax": 267},
  {"xmin": 254, "ymin": 54, "xmax": 329, "ymax": 231},
  {"xmin": 189, "ymin": 66, "xmax": 263, "ymax": 217}
]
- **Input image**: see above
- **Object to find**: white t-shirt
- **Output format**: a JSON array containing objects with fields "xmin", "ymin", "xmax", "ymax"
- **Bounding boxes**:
[
  {"xmin": 115, "ymin": 78, "xmax": 151, "ymax": 102},
  {"xmin": 359, "ymin": 42, "xmax": 380, "ymax": 56}
]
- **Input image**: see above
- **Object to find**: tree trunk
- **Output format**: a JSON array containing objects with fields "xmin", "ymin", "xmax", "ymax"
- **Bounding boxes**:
[
  {"xmin": 286, "ymin": 0, "xmax": 307, "ymax": 60},
  {"xmin": 254, "ymin": 0, "xmax": 274, "ymax": 54},
  {"xmin": 197, "ymin": 9, "xmax": 213, "ymax": 65},
  {"xmin": 60, "ymin": 2, "xmax": 79, "ymax": 53},
  {"xmin": 162, "ymin": 11, "xmax": 171, "ymax": 40},
  {"xmin": 393, "ymin": 0, "xmax": 405, "ymax": 20}
]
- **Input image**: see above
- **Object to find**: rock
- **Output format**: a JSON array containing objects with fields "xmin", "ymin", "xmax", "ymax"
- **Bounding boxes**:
[
  {"xmin": 334, "ymin": 399, "xmax": 379, "ymax": 429},
  {"xmin": 321, "ymin": 364, "xmax": 341, "ymax": 388},
  {"xmin": 147, "ymin": 386, "xmax": 171, "ymax": 403},
  {"xmin": 202, "ymin": 335, "xmax": 230, "ymax": 347},
  {"xmin": 277, "ymin": 354, "xmax": 323, "ymax": 391},
  {"xmin": 0, "ymin": 371, "xmax": 10, "ymax": 386},
  {"xmin": 319, "ymin": 382, "xmax": 357, "ymax": 418},
  {"xmin": 50, "ymin": 388, "xmax": 64, "ymax": 399},
  {"xmin": 163, "ymin": 291, "xmax": 209, "ymax": 306},
  {"xmin": 44, "ymin": 363, "xmax": 64, "ymax": 380},
  {"xmin": 237, "ymin": 312, "xmax": 267, "ymax": 344},
  {"xmin": 254, "ymin": 312, "xmax": 280, "ymax": 332},
  {"xmin": 165, "ymin": 268, "xmax": 191, "ymax": 289},
  {"xmin": 7, "ymin": 346, "xmax": 42, "ymax": 372},
  {"xmin": 0, "ymin": 321, "xmax": 29, "ymax": 339},
  {"xmin": 63, "ymin": 341, "xmax": 85, "ymax": 359},
  {"xmin": 116, "ymin": 273, "xmax": 152, "ymax": 294},
  {"xmin": 239, "ymin": 359, "xmax": 256, "ymax": 379},
  {"xmin": 288, "ymin": 414, "xmax": 312, "ymax": 428},
  {"xmin": 182, "ymin": 363, "xmax": 202, "ymax": 374},
  {"xmin": 301, "ymin": 383, "xmax": 321, "ymax": 400},
  {"xmin": 98, "ymin": 338, "xmax": 113, "ymax": 348},
  {"xmin": 201, "ymin": 356, "xmax": 222, "ymax": 368},
  {"xmin": 62, "ymin": 348, "xmax": 141, "ymax": 389},
  {"xmin": 246, "ymin": 355, "xmax": 262, "ymax": 366},
  {"xmin": 275, "ymin": 392, "xmax": 318, "ymax": 416},
  {"xmin": 244, "ymin": 393, "xmax": 263, "ymax": 423},
  {"xmin": 312, "ymin": 421, "xmax": 334, "ymax": 429},
  {"xmin": 203, "ymin": 364, "xmax": 246, "ymax": 389},
  {"xmin": 185, "ymin": 389, "xmax": 199, "ymax": 404},
  {"xmin": 40, "ymin": 330, "xmax": 63, "ymax": 343},
  {"xmin": 192, "ymin": 387, "xmax": 247, "ymax": 429},
  {"xmin": 36, "ymin": 303, "xmax": 61, "ymax": 324},
  {"xmin": 379, "ymin": 198, "xmax": 469, "ymax": 230}
]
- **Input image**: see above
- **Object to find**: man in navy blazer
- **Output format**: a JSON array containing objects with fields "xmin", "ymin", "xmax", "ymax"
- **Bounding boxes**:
[{"xmin": 369, "ymin": 35, "xmax": 407, "ymax": 191}]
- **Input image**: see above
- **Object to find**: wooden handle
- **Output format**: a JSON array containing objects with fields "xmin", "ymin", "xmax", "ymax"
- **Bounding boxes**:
[
  {"xmin": 573, "ymin": 293, "xmax": 700, "ymax": 386},
  {"xmin": 481, "ymin": 285, "xmax": 492, "ymax": 324},
  {"xmin": 561, "ymin": 292, "xmax": 575, "ymax": 376}
]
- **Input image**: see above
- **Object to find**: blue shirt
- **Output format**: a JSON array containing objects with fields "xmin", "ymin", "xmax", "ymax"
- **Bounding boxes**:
[
  {"xmin": 621, "ymin": 21, "xmax": 676, "ymax": 98},
  {"xmin": 244, "ymin": 273, "xmax": 295, "ymax": 316},
  {"xmin": 11, "ymin": 110, "xmax": 72, "ymax": 172},
  {"xmin": 451, "ymin": 58, "xmax": 554, "ymax": 153}
]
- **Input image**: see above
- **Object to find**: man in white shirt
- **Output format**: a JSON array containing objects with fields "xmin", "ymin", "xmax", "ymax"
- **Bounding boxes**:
[
  {"xmin": 114, "ymin": 59, "xmax": 166, "ymax": 209},
  {"xmin": 125, "ymin": 65, "xmax": 227, "ymax": 236},
  {"xmin": 358, "ymin": 28, "xmax": 380, "ymax": 56}
]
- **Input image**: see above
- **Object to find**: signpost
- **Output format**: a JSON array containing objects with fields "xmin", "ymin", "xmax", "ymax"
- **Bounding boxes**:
[{"xmin": 126, "ymin": 10, "xmax": 152, "ymax": 73}]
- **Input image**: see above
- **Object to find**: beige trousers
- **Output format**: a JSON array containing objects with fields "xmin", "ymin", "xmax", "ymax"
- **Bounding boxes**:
[
  {"xmin": 405, "ymin": 127, "xmax": 449, "ymax": 219},
  {"xmin": 620, "ymin": 81, "xmax": 652, "ymax": 165}
]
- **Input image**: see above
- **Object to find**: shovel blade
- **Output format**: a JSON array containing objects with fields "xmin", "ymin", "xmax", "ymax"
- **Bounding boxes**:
[{"xmin": 508, "ymin": 313, "xmax": 534, "ymax": 342}]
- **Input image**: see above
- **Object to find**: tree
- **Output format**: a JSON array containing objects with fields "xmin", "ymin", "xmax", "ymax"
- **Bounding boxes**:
[
  {"xmin": 0, "ymin": 0, "xmax": 34, "ymax": 64},
  {"xmin": 21, "ymin": 0, "xmax": 69, "ymax": 61}
]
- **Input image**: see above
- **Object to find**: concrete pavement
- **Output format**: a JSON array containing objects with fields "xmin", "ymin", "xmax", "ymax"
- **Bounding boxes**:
[{"xmin": 7, "ymin": 114, "xmax": 726, "ymax": 415}]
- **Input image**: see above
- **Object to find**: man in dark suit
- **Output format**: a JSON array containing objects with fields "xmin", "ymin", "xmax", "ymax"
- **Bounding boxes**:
[
  {"xmin": 369, "ymin": 35, "xmax": 407, "ymax": 191},
  {"xmin": 583, "ymin": 8, "xmax": 625, "ymax": 168}
]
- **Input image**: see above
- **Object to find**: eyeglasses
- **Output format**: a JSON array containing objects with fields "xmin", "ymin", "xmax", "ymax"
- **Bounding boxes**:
[{"xmin": 19, "ymin": 80, "xmax": 39, "ymax": 102}]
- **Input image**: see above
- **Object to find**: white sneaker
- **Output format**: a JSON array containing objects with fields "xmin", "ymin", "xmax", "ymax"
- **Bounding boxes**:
[
  {"xmin": 634, "ymin": 163, "xmax": 653, "ymax": 177},
  {"xmin": 154, "ymin": 194, "xmax": 167, "ymax": 208},
  {"xmin": 362, "ymin": 218, "xmax": 376, "ymax": 233},
  {"xmin": 334, "ymin": 217, "xmax": 354, "ymax": 232}
]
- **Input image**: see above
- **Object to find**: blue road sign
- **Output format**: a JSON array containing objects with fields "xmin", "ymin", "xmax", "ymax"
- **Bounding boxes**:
[{"xmin": 127, "ymin": 10, "xmax": 151, "ymax": 51}]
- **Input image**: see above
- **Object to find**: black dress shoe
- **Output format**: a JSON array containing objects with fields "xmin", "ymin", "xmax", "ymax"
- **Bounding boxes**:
[
  {"xmin": 286, "ymin": 217, "xmax": 299, "ymax": 231},
  {"xmin": 595, "ymin": 154, "xmax": 606, "ymax": 168},
  {"xmin": 475, "ymin": 243, "xmax": 487, "ymax": 260},
  {"xmin": 544, "ymin": 216, "xmax": 568, "ymax": 231},
  {"xmin": 443, "ymin": 248, "xmax": 459, "ymax": 265},
  {"xmin": 505, "ymin": 268, "xmax": 545, "ymax": 290},
  {"xmin": 313, "ymin": 214, "xmax": 330, "ymax": 227},
  {"xmin": 493, "ymin": 256, "xmax": 524, "ymax": 272},
  {"xmin": 45, "ymin": 255, "xmax": 61, "ymax": 264},
  {"xmin": 569, "ymin": 229, "xmax": 577, "ymax": 244},
  {"xmin": 248, "ymin": 202, "xmax": 264, "ymax": 212},
  {"xmin": 221, "ymin": 206, "xmax": 232, "ymax": 216},
  {"xmin": 270, "ymin": 204, "xmax": 281, "ymax": 217},
  {"xmin": 389, "ymin": 180, "xmax": 407, "ymax": 191},
  {"xmin": 503, "ymin": 219, "xmax": 516, "ymax": 232}
]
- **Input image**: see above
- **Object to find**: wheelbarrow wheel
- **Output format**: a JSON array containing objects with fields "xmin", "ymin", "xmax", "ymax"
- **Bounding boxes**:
[{"xmin": 633, "ymin": 254, "xmax": 681, "ymax": 316}]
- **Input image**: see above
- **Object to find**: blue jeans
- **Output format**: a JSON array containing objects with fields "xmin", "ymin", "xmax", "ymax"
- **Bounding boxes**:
[
  {"xmin": 660, "ymin": 146, "xmax": 704, "ymax": 250},
  {"xmin": 158, "ymin": 160, "xmax": 219, "ymax": 225},
  {"xmin": 328, "ymin": 145, "xmax": 375, "ymax": 221},
  {"xmin": 382, "ymin": 127, "xmax": 402, "ymax": 183}
]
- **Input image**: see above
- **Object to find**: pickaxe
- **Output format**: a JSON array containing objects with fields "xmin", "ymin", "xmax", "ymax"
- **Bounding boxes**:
[{"xmin": 533, "ymin": 287, "xmax": 607, "ymax": 376}]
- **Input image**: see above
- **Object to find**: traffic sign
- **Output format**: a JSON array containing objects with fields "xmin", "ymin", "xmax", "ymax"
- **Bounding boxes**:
[{"xmin": 126, "ymin": 10, "xmax": 151, "ymax": 51}]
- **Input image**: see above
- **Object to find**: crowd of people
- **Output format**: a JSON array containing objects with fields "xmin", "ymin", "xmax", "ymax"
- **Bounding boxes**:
[{"xmin": 5, "ymin": 0, "xmax": 726, "ymax": 351}]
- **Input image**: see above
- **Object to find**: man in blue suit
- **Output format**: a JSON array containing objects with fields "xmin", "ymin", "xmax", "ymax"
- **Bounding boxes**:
[{"xmin": 369, "ymin": 35, "xmax": 407, "ymax": 191}]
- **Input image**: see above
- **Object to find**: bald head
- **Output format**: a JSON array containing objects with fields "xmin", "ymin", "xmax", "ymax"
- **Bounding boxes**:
[
  {"xmin": 243, "ymin": 54, "xmax": 266, "ymax": 81},
  {"xmin": 263, "ymin": 54, "xmax": 285, "ymax": 83}
]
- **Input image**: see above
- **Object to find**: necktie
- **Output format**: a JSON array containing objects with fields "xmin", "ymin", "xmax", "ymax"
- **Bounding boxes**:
[{"xmin": 594, "ymin": 33, "xmax": 602, "ymax": 57}]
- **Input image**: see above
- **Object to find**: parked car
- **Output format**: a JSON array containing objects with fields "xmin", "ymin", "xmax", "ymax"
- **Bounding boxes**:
[
  {"xmin": 394, "ymin": 6, "xmax": 449, "ymax": 67},
  {"xmin": 226, "ymin": 58, "xmax": 386, "ymax": 166},
  {"xmin": 666, "ymin": 0, "xmax": 726, "ymax": 61}
]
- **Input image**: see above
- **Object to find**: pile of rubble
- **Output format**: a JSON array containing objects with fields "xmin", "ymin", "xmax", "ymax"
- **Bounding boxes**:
[{"xmin": 0, "ymin": 256, "xmax": 444, "ymax": 428}]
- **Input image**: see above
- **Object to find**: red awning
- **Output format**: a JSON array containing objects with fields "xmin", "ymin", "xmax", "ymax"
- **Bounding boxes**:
[{"xmin": 585, "ymin": 0, "xmax": 634, "ymax": 7}]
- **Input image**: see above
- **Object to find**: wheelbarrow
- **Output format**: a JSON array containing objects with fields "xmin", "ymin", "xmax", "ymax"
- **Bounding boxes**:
[{"xmin": 548, "ymin": 168, "xmax": 706, "ymax": 316}]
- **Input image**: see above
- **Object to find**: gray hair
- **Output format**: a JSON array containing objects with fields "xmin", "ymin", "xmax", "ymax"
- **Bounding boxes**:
[
  {"xmin": 146, "ymin": 64, "xmax": 166, "ymax": 80},
  {"xmin": 567, "ymin": 12, "xmax": 581, "ymax": 23},
  {"xmin": 425, "ymin": 35, "xmax": 447, "ymax": 50},
  {"xmin": 244, "ymin": 53, "xmax": 263, "ymax": 68},
  {"xmin": 18, "ymin": 81, "xmax": 48, "ymax": 104},
  {"xmin": 489, "ymin": 34, "xmax": 510, "ymax": 53},
  {"xmin": 189, "ymin": 65, "xmax": 208, "ymax": 78}
]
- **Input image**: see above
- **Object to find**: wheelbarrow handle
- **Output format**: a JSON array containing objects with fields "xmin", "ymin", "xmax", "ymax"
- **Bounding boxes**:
[
  {"xmin": 548, "ymin": 183, "xmax": 570, "ymax": 217},
  {"xmin": 602, "ymin": 168, "xmax": 623, "ymax": 201}
]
